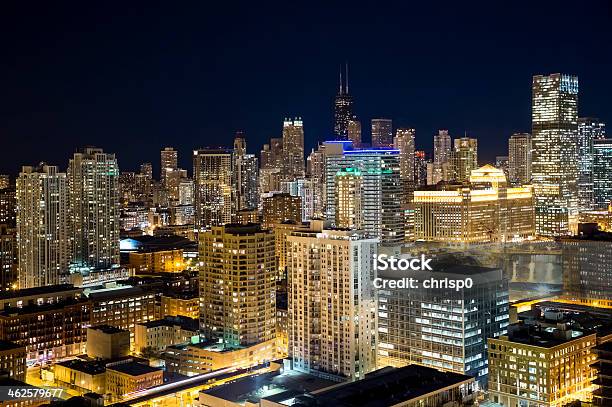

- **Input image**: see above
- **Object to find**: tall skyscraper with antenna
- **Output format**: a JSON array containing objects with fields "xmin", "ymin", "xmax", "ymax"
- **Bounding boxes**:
[{"xmin": 333, "ymin": 63, "xmax": 353, "ymax": 139}]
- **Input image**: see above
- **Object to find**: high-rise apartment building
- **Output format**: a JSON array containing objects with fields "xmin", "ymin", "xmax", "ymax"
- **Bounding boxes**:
[
  {"xmin": 508, "ymin": 133, "xmax": 532, "ymax": 185},
  {"xmin": 193, "ymin": 148, "xmax": 233, "ymax": 228},
  {"xmin": 371, "ymin": 118, "xmax": 393, "ymax": 148},
  {"xmin": 325, "ymin": 142, "xmax": 403, "ymax": 245},
  {"xmin": 282, "ymin": 118, "xmax": 305, "ymax": 181},
  {"xmin": 378, "ymin": 259, "xmax": 509, "ymax": 388},
  {"xmin": 451, "ymin": 136, "xmax": 478, "ymax": 182},
  {"xmin": 16, "ymin": 165, "xmax": 70, "ymax": 288},
  {"xmin": 333, "ymin": 65, "xmax": 353, "ymax": 140},
  {"xmin": 199, "ymin": 224, "xmax": 276, "ymax": 346},
  {"xmin": 532, "ymin": 73, "xmax": 580, "ymax": 236},
  {"xmin": 394, "ymin": 128, "xmax": 416, "ymax": 203},
  {"xmin": 232, "ymin": 134, "xmax": 259, "ymax": 211},
  {"xmin": 347, "ymin": 116, "xmax": 361, "ymax": 147},
  {"xmin": 0, "ymin": 225, "xmax": 17, "ymax": 291},
  {"xmin": 335, "ymin": 168, "xmax": 363, "ymax": 229},
  {"xmin": 414, "ymin": 165, "xmax": 535, "ymax": 244},
  {"xmin": 593, "ymin": 138, "xmax": 612, "ymax": 208},
  {"xmin": 578, "ymin": 118, "xmax": 606, "ymax": 210},
  {"xmin": 160, "ymin": 147, "xmax": 178, "ymax": 185},
  {"xmin": 287, "ymin": 224, "xmax": 378, "ymax": 380},
  {"xmin": 68, "ymin": 148, "xmax": 120, "ymax": 269},
  {"xmin": 0, "ymin": 188, "xmax": 16, "ymax": 227}
]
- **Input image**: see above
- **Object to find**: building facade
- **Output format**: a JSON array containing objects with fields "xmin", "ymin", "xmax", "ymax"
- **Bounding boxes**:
[{"xmin": 508, "ymin": 132, "xmax": 532, "ymax": 185}]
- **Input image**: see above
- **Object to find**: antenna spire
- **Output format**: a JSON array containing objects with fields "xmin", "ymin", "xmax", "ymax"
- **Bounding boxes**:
[
  {"xmin": 345, "ymin": 62, "xmax": 349, "ymax": 94},
  {"xmin": 339, "ymin": 65, "xmax": 343, "ymax": 94}
]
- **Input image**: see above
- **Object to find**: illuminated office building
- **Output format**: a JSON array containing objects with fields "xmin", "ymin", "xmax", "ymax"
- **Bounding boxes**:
[
  {"xmin": 378, "ymin": 260, "xmax": 509, "ymax": 388},
  {"xmin": 178, "ymin": 178, "xmax": 194, "ymax": 206},
  {"xmin": 193, "ymin": 148, "xmax": 233, "ymax": 228},
  {"xmin": 333, "ymin": 64, "xmax": 353, "ymax": 140},
  {"xmin": 488, "ymin": 323, "xmax": 596, "ymax": 406},
  {"xmin": 68, "ymin": 148, "xmax": 120, "ymax": 269},
  {"xmin": 160, "ymin": 147, "xmax": 178, "ymax": 185},
  {"xmin": 16, "ymin": 165, "xmax": 69, "ymax": 288},
  {"xmin": 532, "ymin": 73, "xmax": 580, "ymax": 236},
  {"xmin": 0, "ymin": 176, "xmax": 8, "ymax": 190},
  {"xmin": 261, "ymin": 192, "xmax": 302, "ymax": 229},
  {"xmin": 562, "ymin": 239, "xmax": 612, "ymax": 308},
  {"xmin": 287, "ymin": 224, "xmax": 378, "ymax": 380},
  {"xmin": 335, "ymin": 168, "xmax": 363, "ymax": 229},
  {"xmin": 232, "ymin": 134, "xmax": 259, "ymax": 211},
  {"xmin": 434, "ymin": 130, "xmax": 452, "ymax": 165},
  {"xmin": 281, "ymin": 178, "xmax": 316, "ymax": 221},
  {"xmin": 413, "ymin": 165, "xmax": 535, "ymax": 244},
  {"xmin": 347, "ymin": 116, "xmax": 361, "ymax": 147},
  {"xmin": 593, "ymin": 138, "xmax": 612, "ymax": 209},
  {"xmin": 282, "ymin": 117, "xmax": 305, "ymax": 181},
  {"xmin": 306, "ymin": 145, "xmax": 326, "ymax": 218},
  {"xmin": 325, "ymin": 142, "xmax": 403, "ymax": 245},
  {"xmin": 451, "ymin": 136, "xmax": 478, "ymax": 182},
  {"xmin": 371, "ymin": 118, "xmax": 393, "ymax": 148},
  {"xmin": 578, "ymin": 118, "xmax": 606, "ymax": 210},
  {"xmin": 394, "ymin": 128, "xmax": 416, "ymax": 204},
  {"xmin": 508, "ymin": 132, "xmax": 532, "ymax": 185},
  {"xmin": 199, "ymin": 224, "xmax": 276, "ymax": 347}
]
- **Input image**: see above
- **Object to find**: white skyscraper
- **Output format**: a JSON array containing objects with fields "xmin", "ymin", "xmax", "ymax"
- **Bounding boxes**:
[
  {"xmin": 17, "ymin": 165, "xmax": 69, "ymax": 288},
  {"xmin": 287, "ymin": 223, "xmax": 378, "ymax": 380}
]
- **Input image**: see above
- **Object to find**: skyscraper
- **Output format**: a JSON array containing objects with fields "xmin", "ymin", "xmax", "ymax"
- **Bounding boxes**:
[
  {"xmin": 335, "ymin": 168, "xmax": 363, "ymax": 229},
  {"xmin": 325, "ymin": 143, "xmax": 403, "ymax": 245},
  {"xmin": 371, "ymin": 118, "xmax": 393, "ymax": 148},
  {"xmin": 393, "ymin": 128, "xmax": 416, "ymax": 203},
  {"xmin": 0, "ymin": 224, "xmax": 17, "ymax": 291},
  {"xmin": 232, "ymin": 133, "xmax": 259, "ymax": 211},
  {"xmin": 288, "ymin": 224, "xmax": 377, "ymax": 380},
  {"xmin": 577, "ymin": 118, "xmax": 606, "ymax": 210},
  {"xmin": 347, "ymin": 116, "xmax": 361, "ymax": 147},
  {"xmin": 160, "ymin": 147, "xmax": 178, "ymax": 185},
  {"xmin": 433, "ymin": 130, "xmax": 452, "ymax": 165},
  {"xmin": 333, "ymin": 64, "xmax": 353, "ymax": 140},
  {"xmin": 68, "ymin": 148, "xmax": 120, "ymax": 269},
  {"xmin": 532, "ymin": 73, "xmax": 579, "ymax": 236},
  {"xmin": 508, "ymin": 133, "xmax": 532, "ymax": 185},
  {"xmin": 414, "ymin": 150, "xmax": 428, "ymax": 187},
  {"xmin": 282, "ymin": 118, "xmax": 305, "ymax": 180},
  {"xmin": 593, "ymin": 138, "xmax": 612, "ymax": 208},
  {"xmin": 200, "ymin": 224, "xmax": 276, "ymax": 346},
  {"xmin": 451, "ymin": 136, "xmax": 478, "ymax": 182},
  {"xmin": 16, "ymin": 165, "xmax": 69, "ymax": 288},
  {"xmin": 193, "ymin": 148, "xmax": 234, "ymax": 228}
]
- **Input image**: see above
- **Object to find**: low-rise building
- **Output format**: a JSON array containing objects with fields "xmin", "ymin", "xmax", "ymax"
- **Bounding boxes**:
[
  {"xmin": 106, "ymin": 361, "xmax": 163, "ymax": 398},
  {"xmin": 164, "ymin": 338, "xmax": 277, "ymax": 376},
  {"xmin": 160, "ymin": 292, "xmax": 199, "ymax": 319},
  {"xmin": 0, "ymin": 341, "xmax": 26, "ymax": 381},
  {"xmin": 55, "ymin": 359, "xmax": 107, "ymax": 395},
  {"xmin": 86, "ymin": 326, "xmax": 130, "ymax": 360},
  {"xmin": 488, "ymin": 322, "xmax": 597, "ymax": 406},
  {"xmin": 134, "ymin": 316, "xmax": 198, "ymax": 354}
]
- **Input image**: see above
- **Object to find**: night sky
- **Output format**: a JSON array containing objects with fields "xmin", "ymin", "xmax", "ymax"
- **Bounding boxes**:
[{"xmin": 2, "ymin": 2, "xmax": 612, "ymax": 176}]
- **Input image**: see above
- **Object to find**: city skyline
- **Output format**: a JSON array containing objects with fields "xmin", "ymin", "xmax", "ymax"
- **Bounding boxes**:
[{"xmin": 2, "ymin": 3, "xmax": 612, "ymax": 174}]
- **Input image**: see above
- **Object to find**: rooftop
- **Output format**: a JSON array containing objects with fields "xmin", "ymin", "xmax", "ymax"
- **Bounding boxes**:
[
  {"xmin": 203, "ymin": 369, "xmax": 337, "ymax": 404},
  {"xmin": 107, "ymin": 361, "xmax": 162, "ymax": 376},
  {"xmin": 89, "ymin": 325, "xmax": 128, "ymax": 334},
  {"xmin": 57, "ymin": 359, "xmax": 106, "ymax": 376},
  {"xmin": 264, "ymin": 365, "xmax": 473, "ymax": 407},
  {"xmin": 0, "ymin": 340, "xmax": 24, "ymax": 351}
]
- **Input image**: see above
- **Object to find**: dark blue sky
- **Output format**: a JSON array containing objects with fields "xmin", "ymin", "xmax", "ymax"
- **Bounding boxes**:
[{"xmin": 1, "ymin": 1, "xmax": 611, "ymax": 176}]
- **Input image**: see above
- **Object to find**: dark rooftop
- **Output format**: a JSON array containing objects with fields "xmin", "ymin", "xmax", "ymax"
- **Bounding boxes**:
[
  {"xmin": 57, "ymin": 360, "xmax": 106, "ymax": 376},
  {"xmin": 0, "ymin": 284, "xmax": 79, "ymax": 300},
  {"xmin": 0, "ymin": 340, "xmax": 24, "ymax": 351},
  {"xmin": 295, "ymin": 365, "xmax": 474, "ymax": 407},
  {"xmin": 140, "ymin": 316, "xmax": 198, "ymax": 331},
  {"xmin": 107, "ymin": 361, "xmax": 162, "ymax": 376}
]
